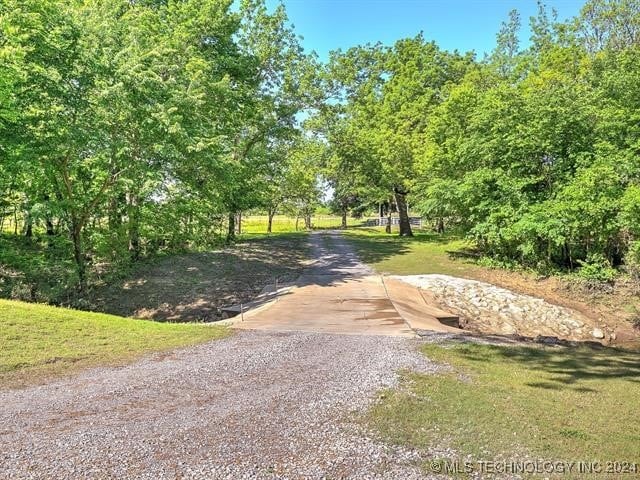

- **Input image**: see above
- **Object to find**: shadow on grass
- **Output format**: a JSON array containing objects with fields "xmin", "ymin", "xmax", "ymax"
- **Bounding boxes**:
[
  {"xmin": 449, "ymin": 341, "xmax": 640, "ymax": 391},
  {"xmin": 341, "ymin": 227, "xmax": 465, "ymax": 266},
  {"xmin": 340, "ymin": 234, "xmax": 412, "ymax": 266},
  {"xmin": 447, "ymin": 247, "xmax": 482, "ymax": 260},
  {"xmin": 341, "ymin": 228, "xmax": 480, "ymax": 278},
  {"xmin": 351, "ymin": 227, "xmax": 461, "ymax": 243}
]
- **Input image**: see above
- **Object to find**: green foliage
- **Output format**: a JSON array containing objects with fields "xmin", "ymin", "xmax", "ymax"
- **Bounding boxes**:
[
  {"xmin": 0, "ymin": 234, "xmax": 77, "ymax": 303},
  {"xmin": 315, "ymin": 37, "xmax": 475, "ymax": 236},
  {"xmin": 407, "ymin": 6, "xmax": 640, "ymax": 276},
  {"xmin": 620, "ymin": 185, "xmax": 640, "ymax": 237},
  {"xmin": 4, "ymin": 0, "xmax": 640, "ymax": 305},
  {"xmin": 0, "ymin": 0, "xmax": 317, "ymax": 298},
  {"xmin": 576, "ymin": 253, "xmax": 618, "ymax": 283},
  {"xmin": 623, "ymin": 241, "xmax": 640, "ymax": 280}
]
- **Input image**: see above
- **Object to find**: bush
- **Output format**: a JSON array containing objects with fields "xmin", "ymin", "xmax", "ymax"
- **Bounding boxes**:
[
  {"xmin": 0, "ymin": 235, "xmax": 78, "ymax": 304},
  {"xmin": 476, "ymin": 255, "xmax": 519, "ymax": 271},
  {"xmin": 576, "ymin": 253, "xmax": 618, "ymax": 283},
  {"xmin": 623, "ymin": 241, "xmax": 640, "ymax": 281}
]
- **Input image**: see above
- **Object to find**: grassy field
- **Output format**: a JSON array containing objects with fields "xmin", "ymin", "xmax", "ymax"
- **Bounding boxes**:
[
  {"xmin": 370, "ymin": 341, "xmax": 640, "ymax": 478},
  {"xmin": 343, "ymin": 227, "xmax": 481, "ymax": 277},
  {"xmin": 0, "ymin": 299, "xmax": 229, "ymax": 389},
  {"xmin": 241, "ymin": 215, "xmax": 363, "ymax": 233}
]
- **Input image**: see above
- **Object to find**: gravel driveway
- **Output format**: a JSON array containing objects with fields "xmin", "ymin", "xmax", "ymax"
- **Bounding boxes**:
[
  {"xmin": 0, "ymin": 331, "xmax": 439, "ymax": 479},
  {"xmin": 1, "ymin": 231, "xmax": 449, "ymax": 479}
]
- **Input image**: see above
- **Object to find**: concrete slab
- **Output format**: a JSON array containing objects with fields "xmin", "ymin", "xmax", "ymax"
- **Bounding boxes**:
[
  {"xmin": 229, "ymin": 231, "xmax": 462, "ymax": 337},
  {"xmin": 230, "ymin": 232, "xmax": 415, "ymax": 337},
  {"xmin": 382, "ymin": 277, "xmax": 462, "ymax": 333},
  {"xmin": 234, "ymin": 275, "xmax": 415, "ymax": 337}
]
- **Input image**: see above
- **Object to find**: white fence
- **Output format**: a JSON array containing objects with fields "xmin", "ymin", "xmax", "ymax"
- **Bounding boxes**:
[{"xmin": 363, "ymin": 217, "xmax": 423, "ymax": 227}]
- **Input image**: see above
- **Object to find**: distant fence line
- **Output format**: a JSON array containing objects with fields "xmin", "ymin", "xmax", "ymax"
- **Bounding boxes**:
[
  {"xmin": 241, "ymin": 215, "xmax": 424, "ymax": 229},
  {"xmin": 239, "ymin": 215, "xmax": 425, "ymax": 232},
  {"xmin": 363, "ymin": 217, "xmax": 424, "ymax": 227},
  {"xmin": 2, "ymin": 213, "xmax": 426, "ymax": 236}
]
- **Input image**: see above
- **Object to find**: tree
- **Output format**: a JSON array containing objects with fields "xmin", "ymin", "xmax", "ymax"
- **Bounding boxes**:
[
  {"xmin": 577, "ymin": 0, "xmax": 640, "ymax": 52},
  {"xmin": 1, "ymin": 0, "xmax": 250, "ymax": 287},
  {"xmin": 321, "ymin": 37, "xmax": 472, "ymax": 236},
  {"xmin": 279, "ymin": 139, "xmax": 322, "ymax": 230},
  {"xmin": 214, "ymin": 0, "xmax": 315, "ymax": 241}
]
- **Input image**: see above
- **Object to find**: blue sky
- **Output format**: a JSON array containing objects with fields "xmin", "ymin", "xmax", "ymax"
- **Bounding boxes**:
[{"xmin": 265, "ymin": 0, "xmax": 586, "ymax": 60}]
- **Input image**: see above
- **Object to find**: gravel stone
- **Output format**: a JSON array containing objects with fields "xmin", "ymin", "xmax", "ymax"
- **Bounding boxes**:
[{"xmin": 0, "ymin": 330, "xmax": 445, "ymax": 479}]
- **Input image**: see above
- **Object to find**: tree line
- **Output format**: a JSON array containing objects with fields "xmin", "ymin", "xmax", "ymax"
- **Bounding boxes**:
[
  {"xmin": 0, "ymin": 0, "xmax": 323, "ymax": 290},
  {"xmin": 2, "ymin": 0, "xmax": 640, "ymax": 295},
  {"xmin": 317, "ymin": 0, "xmax": 640, "ymax": 280}
]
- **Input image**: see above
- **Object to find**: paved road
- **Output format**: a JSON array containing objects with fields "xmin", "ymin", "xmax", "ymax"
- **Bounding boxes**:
[
  {"xmin": 235, "ymin": 232, "xmax": 415, "ymax": 337},
  {"xmin": 0, "ymin": 232, "xmax": 440, "ymax": 479}
]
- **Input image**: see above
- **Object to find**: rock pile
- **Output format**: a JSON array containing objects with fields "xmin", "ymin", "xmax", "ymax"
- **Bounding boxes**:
[{"xmin": 391, "ymin": 274, "xmax": 605, "ymax": 342}]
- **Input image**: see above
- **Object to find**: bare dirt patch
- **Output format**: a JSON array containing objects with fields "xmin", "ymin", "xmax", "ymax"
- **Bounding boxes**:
[{"xmin": 92, "ymin": 234, "xmax": 309, "ymax": 322}]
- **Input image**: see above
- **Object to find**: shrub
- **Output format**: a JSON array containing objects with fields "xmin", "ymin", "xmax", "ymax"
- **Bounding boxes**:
[
  {"xmin": 576, "ymin": 253, "xmax": 618, "ymax": 283},
  {"xmin": 623, "ymin": 240, "xmax": 640, "ymax": 281}
]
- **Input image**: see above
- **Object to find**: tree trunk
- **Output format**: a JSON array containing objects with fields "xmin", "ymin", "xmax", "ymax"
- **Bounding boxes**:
[
  {"xmin": 42, "ymin": 193, "xmax": 55, "ymax": 236},
  {"xmin": 565, "ymin": 241, "xmax": 574, "ymax": 269},
  {"xmin": 295, "ymin": 216, "xmax": 299, "ymax": 231},
  {"xmin": 394, "ymin": 187, "xmax": 413, "ymax": 237},
  {"xmin": 436, "ymin": 217, "xmax": 445, "ymax": 234},
  {"xmin": 45, "ymin": 216, "xmax": 55, "ymax": 248},
  {"xmin": 70, "ymin": 218, "xmax": 86, "ymax": 291},
  {"xmin": 23, "ymin": 214, "xmax": 33, "ymax": 239},
  {"xmin": 236, "ymin": 212, "xmax": 242, "ymax": 235},
  {"xmin": 22, "ymin": 199, "xmax": 33, "ymax": 239},
  {"xmin": 227, "ymin": 212, "xmax": 236, "ymax": 242},
  {"xmin": 304, "ymin": 214, "xmax": 311, "ymax": 230},
  {"xmin": 341, "ymin": 208, "xmax": 347, "ymax": 229},
  {"xmin": 385, "ymin": 198, "xmax": 392, "ymax": 233},
  {"xmin": 108, "ymin": 194, "xmax": 121, "ymax": 230},
  {"xmin": 267, "ymin": 208, "xmax": 276, "ymax": 233},
  {"xmin": 127, "ymin": 192, "xmax": 141, "ymax": 261}
]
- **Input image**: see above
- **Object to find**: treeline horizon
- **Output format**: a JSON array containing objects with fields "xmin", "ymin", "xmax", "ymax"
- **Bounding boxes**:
[
  {"xmin": 2, "ymin": 0, "xmax": 640, "ymax": 297},
  {"xmin": 319, "ymin": 0, "xmax": 640, "ymax": 281}
]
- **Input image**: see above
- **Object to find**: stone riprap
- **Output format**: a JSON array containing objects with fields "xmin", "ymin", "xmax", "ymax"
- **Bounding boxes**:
[{"xmin": 390, "ymin": 274, "xmax": 604, "ymax": 342}]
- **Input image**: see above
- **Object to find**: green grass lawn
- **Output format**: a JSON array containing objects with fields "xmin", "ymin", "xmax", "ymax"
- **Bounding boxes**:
[
  {"xmin": 241, "ymin": 215, "xmax": 363, "ymax": 233},
  {"xmin": 0, "ymin": 299, "xmax": 229, "ymax": 389},
  {"xmin": 370, "ymin": 342, "xmax": 640, "ymax": 478},
  {"xmin": 343, "ymin": 227, "xmax": 480, "ymax": 276}
]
